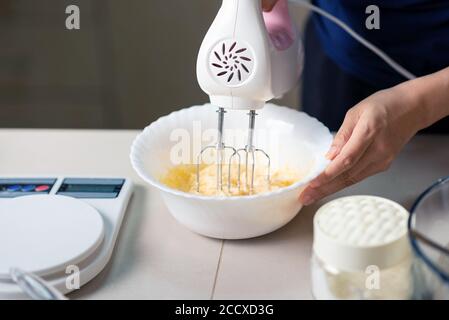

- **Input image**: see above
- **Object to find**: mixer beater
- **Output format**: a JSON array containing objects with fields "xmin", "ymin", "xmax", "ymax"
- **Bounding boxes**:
[
  {"xmin": 196, "ymin": 108, "xmax": 271, "ymax": 195},
  {"xmin": 229, "ymin": 110, "xmax": 270, "ymax": 194},
  {"xmin": 196, "ymin": 107, "xmax": 240, "ymax": 193}
]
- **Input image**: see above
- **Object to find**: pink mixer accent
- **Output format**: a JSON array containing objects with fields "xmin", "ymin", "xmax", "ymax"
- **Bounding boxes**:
[{"xmin": 263, "ymin": 0, "xmax": 295, "ymax": 51}]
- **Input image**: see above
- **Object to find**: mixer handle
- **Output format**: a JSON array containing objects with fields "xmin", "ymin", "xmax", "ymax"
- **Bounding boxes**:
[{"xmin": 263, "ymin": 0, "xmax": 296, "ymax": 51}]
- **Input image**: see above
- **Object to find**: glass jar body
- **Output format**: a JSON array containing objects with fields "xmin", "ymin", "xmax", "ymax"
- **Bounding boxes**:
[{"xmin": 311, "ymin": 253, "xmax": 413, "ymax": 300}]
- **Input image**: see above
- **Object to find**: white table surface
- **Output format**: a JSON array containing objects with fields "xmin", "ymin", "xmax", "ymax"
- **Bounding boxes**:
[{"xmin": 1, "ymin": 129, "xmax": 448, "ymax": 300}]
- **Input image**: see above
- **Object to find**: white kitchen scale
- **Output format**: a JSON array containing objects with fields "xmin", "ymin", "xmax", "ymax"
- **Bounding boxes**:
[{"xmin": 0, "ymin": 177, "xmax": 133, "ymax": 299}]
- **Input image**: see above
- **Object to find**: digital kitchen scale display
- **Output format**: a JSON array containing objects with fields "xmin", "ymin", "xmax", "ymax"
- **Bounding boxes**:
[
  {"xmin": 0, "ymin": 176, "xmax": 133, "ymax": 300},
  {"xmin": 0, "ymin": 178, "xmax": 124, "ymax": 199},
  {"xmin": 57, "ymin": 178, "xmax": 124, "ymax": 198}
]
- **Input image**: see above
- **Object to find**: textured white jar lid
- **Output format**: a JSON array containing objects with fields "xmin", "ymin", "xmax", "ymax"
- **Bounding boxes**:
[{"xmin": 313, "ymin": 196, "xmax": 411, "ymax": 272}]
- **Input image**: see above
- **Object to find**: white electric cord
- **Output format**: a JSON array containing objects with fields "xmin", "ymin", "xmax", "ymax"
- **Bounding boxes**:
[{"xmin": 289, "ymin": 0, "xmax": 417, "ymax": 80}]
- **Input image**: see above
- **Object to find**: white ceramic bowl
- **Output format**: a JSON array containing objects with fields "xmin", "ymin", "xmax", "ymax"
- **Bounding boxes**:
[{"xmin": 130, "ymin": 103, "xmax": 332, "ymax": 239}]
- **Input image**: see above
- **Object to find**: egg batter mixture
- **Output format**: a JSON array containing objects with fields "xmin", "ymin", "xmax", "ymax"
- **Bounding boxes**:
[{"xmin": 161, "ymin": 163, "xmax": 303, "ymax": 196}]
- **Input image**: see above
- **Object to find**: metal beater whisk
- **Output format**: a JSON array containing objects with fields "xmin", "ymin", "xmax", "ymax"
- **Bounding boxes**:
[
  {"xmin": 196, "ymin": 109, "xmax": 270, "ymax": 195},
  {"xmin": 230, "ymin": 110, "xmax": 270, "ymax": 194},
  {"xmin": 197, "ymin": 108, "xmax": 239, "ymax": 193}
]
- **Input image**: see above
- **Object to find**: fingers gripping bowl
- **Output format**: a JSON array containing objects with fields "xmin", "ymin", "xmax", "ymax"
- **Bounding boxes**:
[{"xmin": 130, "ymin": 104, "xmax": 332, "ymax": 239}]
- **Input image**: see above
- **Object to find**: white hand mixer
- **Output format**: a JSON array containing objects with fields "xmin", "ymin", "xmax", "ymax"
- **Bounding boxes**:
[
  {"xmin": 196, "ymin": 0, "xmax": 302, "ymax": 194},
  {"xmin": 196, "ymin": 0, "xmax": 415, "ymax": 195}
]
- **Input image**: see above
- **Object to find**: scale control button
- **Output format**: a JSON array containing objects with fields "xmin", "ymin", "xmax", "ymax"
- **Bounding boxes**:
[
  {"xmin": 21, "ymin": 185, "xmax": 36, "ymax": 192},
  {"xmin": 6, "ymin": 185, "xmax": 21, "ymax": 192},
  {"xmin": 35, "ymin": 185, "xmax": 50, "ymax": 192}
]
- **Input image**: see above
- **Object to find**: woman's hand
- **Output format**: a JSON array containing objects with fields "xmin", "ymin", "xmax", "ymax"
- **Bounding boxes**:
[
  {"xmin": 299, "ymin": 84, "xmax": 432, "ymax": 206},
  {"xmin": 262, "ymin": 0, "xmax": 279, "ymax": 11}
]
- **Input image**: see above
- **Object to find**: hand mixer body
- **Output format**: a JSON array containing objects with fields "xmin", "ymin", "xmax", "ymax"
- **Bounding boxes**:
[
  {"xmin": 197, "ymin": 0, "xmax": 302, "ymax": 110},
  {"xmin": 195, "ymin": 0, "xmax": 302, "ymax": 194}
]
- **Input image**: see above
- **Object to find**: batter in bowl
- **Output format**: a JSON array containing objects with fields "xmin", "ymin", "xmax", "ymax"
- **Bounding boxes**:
[{"xmin": 161, "ymin": 163, "xmax": 304, "ymax": 196}]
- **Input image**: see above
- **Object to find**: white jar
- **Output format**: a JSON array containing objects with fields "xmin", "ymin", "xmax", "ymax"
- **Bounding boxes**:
[{"xmin": 311, "ymin": 196, "xmax": 413, "ymax": 300}]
